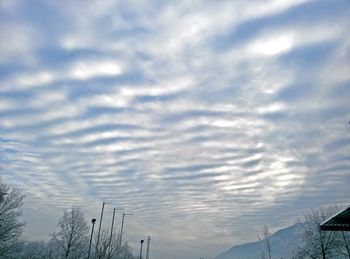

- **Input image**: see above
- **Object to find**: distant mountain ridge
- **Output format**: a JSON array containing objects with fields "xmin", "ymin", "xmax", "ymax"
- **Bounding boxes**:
[{"xmin": 215, "ymin": 223, "xmax": 301, "ymax": 259}]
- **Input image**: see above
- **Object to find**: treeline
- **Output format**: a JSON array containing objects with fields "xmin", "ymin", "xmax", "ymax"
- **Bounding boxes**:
[{"xmin": 0, "ymin": 178, "xmax": 136, "ymax": 259}]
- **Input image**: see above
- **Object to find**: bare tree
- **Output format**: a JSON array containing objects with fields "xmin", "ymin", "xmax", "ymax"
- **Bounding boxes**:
[
  {"xmin": 257, "ymin": 225, "xmax": 272, "ymax": 259},
  {"xmin": 0, "ymin": 178, "xmax": 25, "ymax": 257},
  {"xmin": 117, "ymin": 240, "xmax": 134, "ymax": 259},
  {"xmin": 295, "ymin": 206, "xmax": 341, "ymax": 259},
  {"xmin": 94, "ymin": 228, "xmax": 122, "ymax": 259},
  {"xmin": 336, "ymin": 231, "xmax": 350, "ymax": 258},
  {"xmin": 46, "ymin": 238, "xmax": 61, "ymax": 259},
  {"xmin": 94, "ymin": 228, "xmax": 135, "ymax": 259},
  {"xmin": 51, "ymin": 207, "xmax": 88, "ymax": 259},
  {"xmin": 19, "ymin": 241, "xmax": 49, "ymax": 259}
]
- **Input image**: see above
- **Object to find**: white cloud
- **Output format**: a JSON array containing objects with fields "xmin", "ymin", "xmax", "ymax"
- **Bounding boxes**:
[
  {"xmin": 257, "ymin": 102, "xmax": 287, "ymax": 114},
  {"xmin": 248, "ymin": 33, "xmax": 295, "ymax": 56},
  {"xmin": 16, "ymin": 71, "xmax": 56, "ymax": 88},
  {"xmin": 0, "ymin": 60, "xmax": 124, "ymax": 92},
  {"xmin": 0, "ymin": 23, "xmax": 39, "ymax": 64},
  {"xmin": 69, "ymin": 60, "xmax": 123, "ymax": 80}
]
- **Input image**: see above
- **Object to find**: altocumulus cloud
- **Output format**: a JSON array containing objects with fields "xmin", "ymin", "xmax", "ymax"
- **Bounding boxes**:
[{"xmin": 0, "ymin": 0, "xmax": 350, "ymax": 258}]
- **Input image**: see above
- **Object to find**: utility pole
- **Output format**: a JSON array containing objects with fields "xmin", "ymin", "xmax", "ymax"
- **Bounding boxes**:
[
  {"xmin": 119, "ymin": 212, "xmax": 132, "ymax": 246},
  {"xmin": 146, "ymin": 235, "xmax": 151, "ymax": 259},
  {"xmin": 119, "ymin": 212, "xmax": 132, "ymax": 257},
  {"xmin": 96, "ymin": 202, "xmax": 106, "ymax": 256},
  {"xmin": 109, "ymin": 208, "xmax": 123, "ymax": 250},
  {"xmin": 109, "ymin": 208, "xmax": 116, "ymax": 251}
]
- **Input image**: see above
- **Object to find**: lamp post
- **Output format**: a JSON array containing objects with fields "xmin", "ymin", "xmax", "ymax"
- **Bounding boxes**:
[
  {"xmin": 87, "ymin": 218, "xmax": 96, "ymax": 259},
  {"xmin": 96, "ymin": 202, "xmax": 108, "ymax": 256},
  {"xmin": 109, "ymin": 208, "xmax": 123, "ymax": 250},
  {"xmin": 119, "ymin": 212, "xmax": 133, "ymax": 246},
  {"xmin": 139, "ymin": 239, "xmax": 144, "ymax": 259},
  {"xmin": 146, "ymin": 235, "xmax": 151, "ymax": 259}
]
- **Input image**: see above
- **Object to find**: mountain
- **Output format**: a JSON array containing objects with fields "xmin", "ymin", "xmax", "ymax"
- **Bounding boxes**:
[{"xmin": 215, "ymin": 223, "xmax": 301, "ymax": 259}]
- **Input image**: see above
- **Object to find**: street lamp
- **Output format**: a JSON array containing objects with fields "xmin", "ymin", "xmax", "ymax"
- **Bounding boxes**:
[
  {"xmin": 139, "ymin": 239, "xmax": 144, "ymax": 259},
  {"xmin": 96, "ymin": 202, "xmax": 110, "ymax": 255},
  {"xmin": 119, "ymin": 212, "xmax": 133, "ymax": 246},
  {"xmin": 109, "ymin": 208, "xmax": 123, "ymax": 249},
  {"xmin": 146, "ymin": 235, "xmax": 151, "ymax": 259},
  {"xmin": 87, "ymin": 218, "xmax": 96, "ymax": 259}
]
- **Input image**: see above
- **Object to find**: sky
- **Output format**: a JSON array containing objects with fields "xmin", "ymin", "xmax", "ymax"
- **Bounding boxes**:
[{"xmin": 0, "ymin": 0, "xmax": 349, "ymax": 258}]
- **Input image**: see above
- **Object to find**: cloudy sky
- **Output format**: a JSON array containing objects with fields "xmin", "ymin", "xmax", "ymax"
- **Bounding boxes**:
[{"xmin": 0, "ymin": 0, "xmax": 349, "ymax": 258}]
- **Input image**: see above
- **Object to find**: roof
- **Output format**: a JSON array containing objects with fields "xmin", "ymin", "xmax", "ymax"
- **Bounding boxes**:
[{"xmin": 320, "ymin": 207, "xmax": 350, "ymax": 231}]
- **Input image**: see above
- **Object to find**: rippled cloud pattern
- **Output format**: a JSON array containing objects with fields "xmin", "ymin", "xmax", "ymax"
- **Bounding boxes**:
[{"xmin": 1, "ymin": 0, "xmax": 350, "ymax": 258}]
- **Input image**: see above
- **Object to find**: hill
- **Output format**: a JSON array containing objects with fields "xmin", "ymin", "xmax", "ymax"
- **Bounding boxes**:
[{"xmin": 215, "ymin": 223, "xmax": 301, "ymax": 259}]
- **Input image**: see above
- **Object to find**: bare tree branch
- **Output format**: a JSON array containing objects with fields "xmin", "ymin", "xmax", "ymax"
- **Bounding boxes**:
[
  {"xmin": 0, "ymin": 178, "xmax": 25, "ymax": 257},
  {"xmin": 295, "ymin": 206, "xmax": 342, "ymax": 259},
  {"xmin": 257, "ymin": 225, "xmax": 272, "ymax": 259},
  {"xmin": 50, "ymin": 207, "xmax": 88, "ymax": 259}
]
